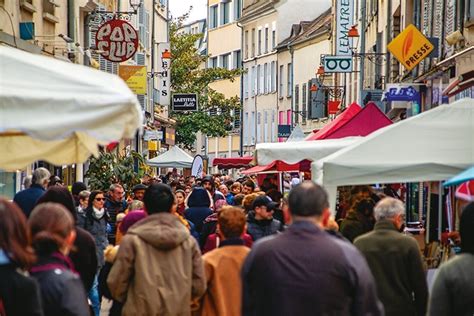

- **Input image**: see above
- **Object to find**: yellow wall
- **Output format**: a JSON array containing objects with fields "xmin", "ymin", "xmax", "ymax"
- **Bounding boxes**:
[
  {"xmin": 207, "ymin": 135, "xmax": 241, "ymax": 152},
  {"xmin": 209, "ymin": 76, "xmax": 241, "ymax": 98}
]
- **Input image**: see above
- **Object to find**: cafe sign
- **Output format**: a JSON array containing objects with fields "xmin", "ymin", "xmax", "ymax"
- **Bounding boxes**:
[{"xmin": 96, "ymin": 19, "xmax": 139, "ymax": 62}]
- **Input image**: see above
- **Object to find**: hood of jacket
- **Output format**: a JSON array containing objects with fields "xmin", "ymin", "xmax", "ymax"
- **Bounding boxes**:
[
  {"xmin": 127, "ymin": 212, "xmax": 190, "ymax": 250},
  {"xmin": 187, "ymin": 187, "xmax": 211, "ymax": 208}
]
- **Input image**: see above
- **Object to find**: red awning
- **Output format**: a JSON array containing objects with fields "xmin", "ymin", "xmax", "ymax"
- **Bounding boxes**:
[
  {"xmin": 305, "ymin": 103, "xmax": 361, "ymax": 140},
  {"xmin": 212, "ymin": 156, "xmax": 253, "ymax": 169},
  {"xmin": 443, "ymin": 70, "xmax": 474, "ymax": 97},
  {"xmin": 241, "ymin": 160, "xmax": 311, "ymax": 174}
]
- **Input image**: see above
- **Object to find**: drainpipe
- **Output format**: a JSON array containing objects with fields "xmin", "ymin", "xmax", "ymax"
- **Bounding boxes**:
[
  {"xmin": 359, "ymin": 0, "xmax": 366, "ymax": 105},
  {"xmin": 288, "ymin": 43, "xmax": 294, "ymax": 127},
  {"xmin": 237, "ymin": 22, "xmax": 244, "ymax": 156}
]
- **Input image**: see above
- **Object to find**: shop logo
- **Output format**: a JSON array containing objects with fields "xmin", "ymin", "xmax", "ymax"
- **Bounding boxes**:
[{"xmin": 96, "ymin": 19, "xmax": 139, "ymax": 62}]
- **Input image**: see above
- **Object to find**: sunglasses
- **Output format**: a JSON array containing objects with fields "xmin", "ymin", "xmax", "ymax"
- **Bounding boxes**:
[{"xmin": 95, "ymin": 197, "xmax": 106, "ymax": 201}]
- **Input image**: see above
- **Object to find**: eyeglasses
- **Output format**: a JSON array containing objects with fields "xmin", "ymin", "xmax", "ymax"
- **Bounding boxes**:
[{"xmin": 95, "ymin": 198, "xmax": 106, "ymax": 201}]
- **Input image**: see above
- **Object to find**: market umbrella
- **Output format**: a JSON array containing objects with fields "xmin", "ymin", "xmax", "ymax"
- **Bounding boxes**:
[
  {"xmin": 0, "ymin": 45, "xmax": 143, "ymax": 170},
  {"xmin": 454, "ymin": 181, "xmax": 474, "ymax": 202},
  {"xmin": 443, "ymin": 166, "xmax": 474, "ymax": 187}
]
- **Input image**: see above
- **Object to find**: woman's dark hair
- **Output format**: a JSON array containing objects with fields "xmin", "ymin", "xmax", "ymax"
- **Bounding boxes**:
[
  {"xmin": 143, "ymin": 184, "xmax": 175, "ymax": 214},
  {"xmin": 71, "ymin": 182, "xmax": 87, "ymax": 196},
  {"xmin": 0, "ymin": 199, "xmax": 36, "ymax": 269},
  {"xmin": 353, "ymin": 198, "xmax": 375, "ymax": 216},
  {"xmin": 175, "ymin": 189, "xmax": 185, "ymax": 201},
  {"xmin": 37, "ymin": 186, "xmax": 77, "ymax": 222},
  {"xmin": 460, "ymin": 202, "xmax": 474, "ymax": 254},
  {"xmin": 29, "ymin": 203, "xmax": 75, "ymax": 256},
  {"xmin": 87, "ymin": 190, "xmax": 105, "ymax": 210}
]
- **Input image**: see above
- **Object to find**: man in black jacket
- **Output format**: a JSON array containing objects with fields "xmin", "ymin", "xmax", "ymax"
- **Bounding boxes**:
[{"xmin": 242, "ymin": 181, "xmax": 383, "ymax": 316}]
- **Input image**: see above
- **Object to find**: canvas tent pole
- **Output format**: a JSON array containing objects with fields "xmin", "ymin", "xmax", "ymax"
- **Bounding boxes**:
[{"xmin": 438, "ymin": 181, "xmax": 443, "ymax": 241}]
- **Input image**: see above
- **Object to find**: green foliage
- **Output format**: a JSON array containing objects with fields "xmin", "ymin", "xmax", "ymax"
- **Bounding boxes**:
[
  {"xmin": 85, "ymin": 150, "xmax": 145, "ymax": 195},
  {"xmin": 169, "ymin": 13, "xmax": 243, "ymax": 149}
]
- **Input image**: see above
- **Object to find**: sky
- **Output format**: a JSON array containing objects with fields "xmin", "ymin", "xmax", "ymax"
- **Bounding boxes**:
[{"xmin": 169, "ymin": 0, "xmax": 207, "ymax": 22}]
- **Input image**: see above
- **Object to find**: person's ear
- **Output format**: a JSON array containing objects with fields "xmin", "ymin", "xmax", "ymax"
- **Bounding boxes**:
[
  {"xmin": 66, "ymin": 230, "xmax": 76, "ymax": 248},
  {"xmin": 321, "ymin": 208, "xmax": 331, "ymax": 227}
]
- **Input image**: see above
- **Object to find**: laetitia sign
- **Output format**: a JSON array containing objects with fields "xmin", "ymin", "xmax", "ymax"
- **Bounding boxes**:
[
  {"xmin": 96, "ymin": 19, "xmax": 138, "ymax": 62},
  {"xmin": 172, "ymin": 93, "xmax": 198, "ymax": 111}
]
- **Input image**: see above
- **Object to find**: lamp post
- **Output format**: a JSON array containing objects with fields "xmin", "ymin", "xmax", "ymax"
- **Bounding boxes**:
[{"xmin": 90, "ymin": 0, "xmax": 142, "ymax": 24}]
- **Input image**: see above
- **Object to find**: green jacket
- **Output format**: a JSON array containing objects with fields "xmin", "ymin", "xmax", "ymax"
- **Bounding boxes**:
[{"xmin": 354, "ymin": 220, "xmax": 428, "ymax": 316}]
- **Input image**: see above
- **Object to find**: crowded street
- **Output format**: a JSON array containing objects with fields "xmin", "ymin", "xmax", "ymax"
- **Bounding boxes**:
[{"xmin": 1, "ymin": 0, "xmax": 474, "ymax": 315}]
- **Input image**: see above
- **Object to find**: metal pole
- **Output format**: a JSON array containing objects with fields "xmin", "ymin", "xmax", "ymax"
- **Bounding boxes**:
[
  {"xmin": 358, "ymin": 0, "xmax": 366, "ymax": 105},
  {"xmin": 438, "ymin": 181, "xmax": 443, "ymax": 241}
]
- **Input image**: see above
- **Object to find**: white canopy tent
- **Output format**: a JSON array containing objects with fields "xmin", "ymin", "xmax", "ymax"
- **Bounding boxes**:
[
  {"xmin": 146, "ymin": 146, "xmax": 194, "ymax": 168},
  {"xmin": 0, "ymin": 45, "xmax": 143, "ymax": 170},
  {"xmin": 313, "ymin": 98, "xmax": 474, "ymax": 212},
  {"xmin": 256, "ymin": 137, "xmax": 362, "ymax": 166}
]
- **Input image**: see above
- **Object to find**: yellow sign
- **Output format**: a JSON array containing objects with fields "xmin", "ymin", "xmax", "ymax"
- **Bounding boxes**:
[
  {"xmin": 118, "ymin": 65, "xmax": 147, "ymax": 95},
  {"xmin": 387, "ymin": 24, "xmax": 434, "ymax": 71}
]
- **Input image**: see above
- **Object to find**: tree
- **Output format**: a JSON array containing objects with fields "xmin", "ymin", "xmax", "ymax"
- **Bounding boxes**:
[{"xmin": 169, "ymin": 14, "xmax": 243, "ymax": 149}]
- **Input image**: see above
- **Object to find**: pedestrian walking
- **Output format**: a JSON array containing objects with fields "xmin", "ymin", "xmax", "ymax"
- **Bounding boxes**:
[
  {"xmin": 242, "ymin": 181, "xmax": 383, "ymax": 316},
  {"xmin": 175, "ymin": 189, "xmax": 187, "ymax": 216},
  {"xmin": 76, "ymin": 190, "xmax": 90, "ymax": 228},
  {"xmin": 428, "ymin": 202, "xmax": 474, "ymax": 316},
  {"xmin": 13, "ymin": 167, "xmax": 50, "ymax": 218},
  {"xmin": 246, "ymin": 195, "xmax": 283, "ymax": 241},
  {"xmin": 185, "ymin": 187, "xmax": 213, "ymax": 234},
  {"xmin": 354, "ymin": 197, "xmax": 428, "ymax": 316},
  {"xmin": 131, "ymin": 183, "xmax": 147, "ymax": 201},
  {"xmin": 107, "ymin": 183, "xmax": 206, "ymax": 316},
  {"xmin": 196, "ymin": 207, "xmax": 250, "ymax": 316},
  {"xmin": 29, "ymin": 203, "xmax": 89, "ymax": 316},
  {"xmin": 104, "ymin": 184, "xmax": 127, "ymax": 245},
  {"xmin": 0, "ymin": 198, "xmax": 43, "ymax": 316},
  {"xmin": 339, "ymin": 198, "xmax": 376, "ymax": 242}
]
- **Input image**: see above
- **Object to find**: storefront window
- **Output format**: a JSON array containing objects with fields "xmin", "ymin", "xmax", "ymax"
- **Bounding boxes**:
[{"xmin": 0, "ymin": 170, "xmax": 17, "ymax": 200}]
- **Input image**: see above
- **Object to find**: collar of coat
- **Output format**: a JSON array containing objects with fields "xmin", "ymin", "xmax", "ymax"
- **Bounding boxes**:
[{"xmin": 374, "ymin": 219, "xmax": 399, "ymax": 231}]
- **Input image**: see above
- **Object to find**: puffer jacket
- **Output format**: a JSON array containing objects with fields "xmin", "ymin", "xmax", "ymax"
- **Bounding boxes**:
[
  {"xmin": 81, "ymin": 208, "xmax": 109, "ymax": 268},
  {"xmin": 107, "ymin": 212, "xmax": 206, "ymax": 316},
  {"xmin": 246, "ymin": 211, "xmax": 283, "ymax": 241},
  {"xmin": 185, "ymin": 187, "xmax": 213, "ymax": 233},
  {"xmin": 339, "ymin": 211, "xmax": 374, "ymax": 243}
]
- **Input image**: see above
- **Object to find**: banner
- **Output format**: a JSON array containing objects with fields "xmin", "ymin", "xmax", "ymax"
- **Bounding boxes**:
[
  {"xmin": 119, "ymin": 65, "xmax": 147, "ymax": 95},
  {"xmin": 335, "ymin": 0, "xmax": 354, "ymax": 55}
]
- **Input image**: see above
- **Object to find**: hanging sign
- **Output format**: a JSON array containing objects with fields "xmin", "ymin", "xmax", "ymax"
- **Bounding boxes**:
[
  {"xmin": 336, "ymin": 0, "xmax": 354, "ymax": 55},
  {"xmin": 96, "ymin": 19, "xmax": 138, "ymax": 62},
  {"xmin": 323, "ymin": 56, "xmax": 353, "ymax": 73},
  {"xmin": 172, "ymin": 93, "xmax": 198, "ymax": 111},
  {"xmin": 118, "ymin": 65, "xmax": 147, "ymax": 94},
  {"xmin": 387, "ymin": 24, "xmax": 434, "ymax": 71},
  {"xmin": 157, "ymin": 43, "xmax": 171, "ymax": 106},
  {"xmin": 277, "ymin": 125, "xmax": 292, "ymax": 138}
]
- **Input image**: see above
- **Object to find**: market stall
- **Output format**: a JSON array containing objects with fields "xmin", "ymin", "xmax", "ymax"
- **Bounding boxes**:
[
  {"xmin": 146, "ymin": 146, "xmax": 194, "ymax": 169},
  {"xmin": 212, "ymin": 156, "xmax": 253, "ymax": 169}
]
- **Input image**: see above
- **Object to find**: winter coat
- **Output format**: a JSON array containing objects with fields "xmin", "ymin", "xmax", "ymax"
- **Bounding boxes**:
[
  {"xmin": 99, "ymin": 246, "xmax": 123, "ymax": 316},
  {"xmin": 81, "ymin": 208, "xmax": 109, "ymax": 268},
  {"xmin": 185, "ymin": 187, "xmax": 213, "ymax": 233},
  {"xmin": 202, "ymin": 233, "xmax": 253, "ymax": 254},
  {"xmin": 196, "ymin": 239, "xmax": 250, "ymax": 316},
  {"xmin": 0, "ymin": 250, "xmax": 43, "ymax": 316},
  {"xmin": 199, "ymin": 213, "xmax": 219, "ymax": 248},
  {"xmin": 13, "ymin": 184, "xmax": 45, "ymax": 218},
  {"xmin": 339, "ymin": 211, "xmax": 374, "ymax": 243},
  {"xmin": 354, "ymin": 220, "xmax": 428, "ymax": 316},
  {"xmin": 246, "ymin": 211, "xmax": 283, "ymax": 241},
  {"xmin": 428, "ymin": 253, "xmax": 474, "ymax": 316},
  {"xmin": 107, "ymin": 212, "xmax": 207, "ymax": 316},
  {"xmin": 30, "ymin": 252, "xmax": 89, "ymax": 316},
  {"xmin": 242, "ymin": 221, "xmax": 383, "ymax": 316},
  {"xmin": 104, "ymin": 198, "xmax": 127, "ymax": 245},
  {"xmin": 70, "ymin": 226, "xmax": 98, "ymax": 292}
]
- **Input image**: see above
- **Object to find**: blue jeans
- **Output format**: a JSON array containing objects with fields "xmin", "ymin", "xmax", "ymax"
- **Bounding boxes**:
[{"xmin": 89, "ymin": 274, "xmax": 100, "ymax": 316}]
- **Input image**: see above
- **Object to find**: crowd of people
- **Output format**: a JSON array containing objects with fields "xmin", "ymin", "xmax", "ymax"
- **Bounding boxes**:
[{"xmin": 0, "ymin": 166, "xmax": 473, "ymax": 316}]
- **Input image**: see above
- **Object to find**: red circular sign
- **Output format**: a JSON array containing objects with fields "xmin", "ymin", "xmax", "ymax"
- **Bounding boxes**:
[{"xmin": 96, "ymin": 19, "xmax": 139, "ymax": 62}]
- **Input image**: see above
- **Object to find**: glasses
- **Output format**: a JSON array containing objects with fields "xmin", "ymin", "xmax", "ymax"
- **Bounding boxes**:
[{"xmin": 95, "ymin": 197, "xmax": 106, "ymax": 201}]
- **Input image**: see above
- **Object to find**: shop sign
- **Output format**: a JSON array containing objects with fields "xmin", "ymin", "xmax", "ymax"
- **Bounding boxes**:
[
  {"xmin": 277, "ymin": 125, "xmax": 292, "ymax": 138},
  {"xmin": 118, "ymin": 65, "xmax": 147, "ymax": 94},
  {"xmin": 323, "ymin": 56, "xmax": 353, "ymax": 73},
  {"xmin": 143, "ymin": 130, "xmax": 163, "ymax": 141},
  {"xmin": 384, "ymin": 86, "xmax": 420, "ymax": 102},
  {"xmin": 328, "ymin": 100, "xmax": 341, "ymax": 115},
  {"xmin": 335, "ymin": 0, "xmax": 354, "ymax": 55},
  {"xmin": 191, "ymin": 155, "xmax": 204, "ymax": 178},
  {"xmin": 164, "ymin": 127, "xmax": 175, "ymax": 145},
  {"xmin": 387, "ymin": 24, "xmax": 434, "ymax": 71},
  {"xmin": 96, "ymin": 19, "xmax": 138, "ymax": 62},
  {"xmin": 157, "ymin": 43, "xmax": 171, "ymax": 106},
  {"xmin": 172, "ymin": 93, "xmax": 198, "ymax": 112}
]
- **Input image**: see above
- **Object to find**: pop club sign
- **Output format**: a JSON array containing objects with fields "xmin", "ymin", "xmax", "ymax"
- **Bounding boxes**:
[{"xmin": 96, "ymin": 19, "xmax": 138, "ymax": 62}]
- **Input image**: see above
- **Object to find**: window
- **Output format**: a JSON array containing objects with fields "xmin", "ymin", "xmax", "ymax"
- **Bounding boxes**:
[
  {"xmin": 258, "ymin": 29, "xmax": 262, "ymax": 55},
  {"xmin": 244, "ymin": 30, "xmax": 249, "ymax": 59},
  {"xmin": 244, "ymin": 112, "xmax": 249, "ymax": 144},
  {"xmin": 220, "ymin": 2, "xmax": 230, "ymax": 25},
  {"xmin": 220, "ymin": 53, "xmax": 230, "ymax": 70},
  {"xmin": 250, "ymin": 111, "xmax": 255, "ymax": 144},
  {"xmin": 263, "ymin": 63, "xmax": 268, "ymax": 94},
  {"xmin": 256, "ymin": 65, "xmax": 261, "ymax": 95},
  {"xmin": 294, "ymin": 84, "xmax": 299, "ymax": 124},
  {"xmin": 271, "ymin": 61, "xmax": 276, "ymax": 92},
  {"xmin": 234, "ymin": 0, "xmax": 242, "ymax": 20},
  {"xmin": 279, "ymin": 65, "xmax": 284, "ymax": 97},
  {"xmin": 259, "ymin": 65, "xmax": 264, "ymax": 94},
  {"xmin": 287, "ymin": 63, "xmax": 292, "ymax": 97},
  {"xmin": 244, "ymin": 71, "xmax": 248, "ymax": 98},
  {"xmin": 264, "ymin": 27, "xmax": 269, "ymax": 53},
  {"xmin": 264, "ymin": 111, "xmax": 268, "ymax": 142},
  {"xmin": 302, "ymin": 83, "xmax": 307, "ymax": 123},
  {"xmin": 250, "ymin": 66, "xmax": 255, "ymax": 97},
  {"xmin": 251, "ymin": 28, "xmax": 256, "ymax": 57},
  {"xmin": 209, "ymin": 5, "xmax": 218, "ymax": 29},
  {"xmin": 257, "ymin": 112, "xmax": 261, "ymax": 142},
  {"xmin": 233, "ymin": 50, "xmax": 242, "ymax": 69},
  {"xmin": 272, "ymin": 29, "xmax": 276, "ymax": 49},
  {"xmin": 209, "ymin": 56, "xmax": 218, "ymax": 68}
]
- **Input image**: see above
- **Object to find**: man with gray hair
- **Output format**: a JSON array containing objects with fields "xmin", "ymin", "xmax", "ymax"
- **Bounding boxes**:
[
  {"xmin": 13, "ymin": 167, "xmax": 50, "ymax": 217},
  {"xmin": 105, "ymin": 183, "xmax": 127, "ymax": 245},
  {"xmin": 354, "ymin": 197, "xmax": 428, "ymax": 316}
]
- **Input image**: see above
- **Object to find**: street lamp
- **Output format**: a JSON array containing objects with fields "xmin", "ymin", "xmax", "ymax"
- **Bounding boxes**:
[{"xmin": 129, "ymin": 0, "xmax": 142, "ymax": 14}]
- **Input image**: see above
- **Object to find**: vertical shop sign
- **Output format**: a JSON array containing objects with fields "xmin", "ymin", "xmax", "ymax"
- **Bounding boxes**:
[
  {"xmin": 444, "ymin": 0, "xmax": 456, "ymax": 57},
  {"xmin": 157, "ymin": 43, "xmax": 171, "ymax": 106},
  {"xmin": 336, "ymin": 0, "xmax": 354, "ymax": 55}
]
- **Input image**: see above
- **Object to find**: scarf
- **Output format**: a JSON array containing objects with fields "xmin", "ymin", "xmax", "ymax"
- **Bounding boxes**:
[{"xmin": 93, "ymin": 207, "xmax": 105, "ymax": 220}]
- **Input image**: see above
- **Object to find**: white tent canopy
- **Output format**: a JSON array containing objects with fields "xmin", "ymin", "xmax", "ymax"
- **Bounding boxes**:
[
  {"xmin": 0, "ymin": 45, "xmax": 143, "ymax": 170},
  {"xmin": 147, "ymin": 146, "xmax": 194, "ymax": 168},
  {"xmin": 314, "ymin": 98, "xmax": 474, "ymax": 187},
  {"xmin": 256, "ymin": 137, "xmax": 362, "ymax": 166}
]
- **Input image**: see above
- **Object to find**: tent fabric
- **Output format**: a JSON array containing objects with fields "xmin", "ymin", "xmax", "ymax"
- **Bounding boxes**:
[
  {"xmin": 305, "ymin": 103, "xmax": 361, "ymax": 140},
  {"xmin": 313, "ymin": 98, "xmax": 474, "ymax": 187},
  {"xmin": 241, "ymin": 160, "xmax": 310, "ymax": 174},
  {"xmin": 212, "ymin": 156, "xmax": 253, "ymax": 169},
  {"xmin": 0, "ymin": 45, "xmax": 143, "ymax": 170},
  {"xmin": 256, "ymin": 137, "xmax": 362, "ymax": 166},
  {"xmin": 325, "ymin": 102, "xmax": 393, "ymax": 139},
  {"xmin": 146, "ymin": 146, "xmax": 194, "ymax": 168},
  {"xmin": 455, "ymin": 181, "xmax": 474, "ymax": 202},
  {"xmin": 444, "ymin": 166, "xmax": 474, "ymax": 186},
  {"xmin": 286, "ymin": 125, "xmax": 306, "ymax": 142}
]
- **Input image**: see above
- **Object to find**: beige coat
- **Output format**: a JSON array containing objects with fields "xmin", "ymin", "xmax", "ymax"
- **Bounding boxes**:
[
  {"xmin": 197, "ymin": 244, "xmax": 250, "ymax": 316},
  {"xmin": 107, "ymin": 212, "xmax": 206, "ymax": 316}
]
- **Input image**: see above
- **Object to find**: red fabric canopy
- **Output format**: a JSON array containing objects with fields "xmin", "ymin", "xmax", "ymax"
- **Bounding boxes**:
[
  {"xmin": 241, "ymin": 160, "xmax": 311, "ymax": 174},
  {"xmin": 212, "ymin": 156, "xmax": 253, "ymax": 169},
  {"xmin": 305, "ymin": 103, "xmax": 361, "ymax": 140}
]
